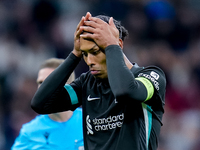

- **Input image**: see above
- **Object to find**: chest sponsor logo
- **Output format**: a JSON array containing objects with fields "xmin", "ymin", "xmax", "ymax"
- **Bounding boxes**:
[
  {"xmin": 87, "ymin": 95, "xmax": 100, "ymax": 101},
  {"xmin": 86, "ymin": 115, "xmax": 94, "ymax": 135},
  {"xmin": 86, "ymin": 113, "xmax": 124, "ymax": 135}
]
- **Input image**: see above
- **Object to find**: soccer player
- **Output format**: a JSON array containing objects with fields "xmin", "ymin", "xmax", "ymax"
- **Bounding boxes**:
[
  {"xmin": 31, "ymin": 12, "xmax": 166, "ymax": 150},
  {"xmin": 11, "ymin": 58, "xmax": 84, "ymax": 150}
]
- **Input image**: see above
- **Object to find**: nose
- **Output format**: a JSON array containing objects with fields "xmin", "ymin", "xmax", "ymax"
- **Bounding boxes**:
[{"xmin": 85, "ymin": 53, "xmax": 95, "ymax": 67}]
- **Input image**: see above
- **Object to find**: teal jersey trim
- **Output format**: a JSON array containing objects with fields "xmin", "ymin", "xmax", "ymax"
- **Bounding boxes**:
[
  {"xmin": 142, "ymin": 103, "xmax": 153, "ymax": 150},
  {"xmin": 64, "ymin": 84, "xmax": 78, "ymax": 105}
]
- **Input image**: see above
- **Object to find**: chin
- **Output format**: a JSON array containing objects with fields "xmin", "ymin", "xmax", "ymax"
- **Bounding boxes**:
[
  {"xmin": 93, "ymin": 74, "xmax": 102, "ymax": 79},
  {"xmin": 96, "ymin": 75, "xmax": 108, "ymax": 80}
]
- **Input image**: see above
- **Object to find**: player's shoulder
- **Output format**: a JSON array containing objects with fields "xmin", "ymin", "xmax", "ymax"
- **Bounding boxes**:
[
  {"xmin": 140, "ymin": 65, "xmax": 166, "ymax": 80},
  {"xmin": 132, "ymin": 63, "xmax": 165, "ymax": 76},
  {"xmin": 132, "ymin": 63, "xmax": 166, "ymax": 91},
  {"xmin": 132, "ymin": 63, "xmax": 165, "ymax": 79},
  {"xmin": 144, "ymin": 65, "xmax": 165, "ymax": 76}
]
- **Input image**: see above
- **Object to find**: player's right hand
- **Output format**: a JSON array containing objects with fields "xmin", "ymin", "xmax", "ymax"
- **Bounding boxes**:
[{"xmin": 72, "ymin": 12, "xmax": 91, "ymax": 58}]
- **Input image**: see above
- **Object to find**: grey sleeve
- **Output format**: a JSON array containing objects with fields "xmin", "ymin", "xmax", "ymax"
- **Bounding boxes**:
[
  {"xmin": 31, "ymin": 53, "xmax": 81, "ymax": 114},
  {"xmin": 105, "ymin": 45, "xmax": 148, "ymax": 102}
]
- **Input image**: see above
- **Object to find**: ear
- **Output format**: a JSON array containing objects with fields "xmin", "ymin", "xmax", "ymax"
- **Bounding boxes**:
[{"xmin": 119, "ymin": 39, "xmax": 123, "ymax": 49}]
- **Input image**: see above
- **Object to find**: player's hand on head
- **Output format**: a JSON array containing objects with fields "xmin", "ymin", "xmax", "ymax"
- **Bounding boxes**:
[
  {"xmin": 73, "ymin": 12, "xmax": 91, "ymax": 57},
  {"xmin": 80, "ymin": 15, "xmax": 119, "ymax": 50}
]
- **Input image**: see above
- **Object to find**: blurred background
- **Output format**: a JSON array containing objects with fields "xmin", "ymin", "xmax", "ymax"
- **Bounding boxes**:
[{"xmin": 0, "ymin": 0, "xmax": 200, "ymax": 149}]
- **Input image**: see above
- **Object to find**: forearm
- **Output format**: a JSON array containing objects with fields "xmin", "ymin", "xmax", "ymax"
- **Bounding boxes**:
[
  {"xmin": 105, "ymin": 45, "xmax": 147, "ymax": 101},
  {"xmin": 31, "ymin": 53, "xmax": 81, "ymax": 113}
]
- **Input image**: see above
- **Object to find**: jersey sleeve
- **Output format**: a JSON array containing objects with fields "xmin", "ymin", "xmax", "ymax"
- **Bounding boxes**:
[
  {"xmin": 105, "ymin": 45, "xmax": 166, "ymax": 103},
  {"xmin": 31, "ymin": 53, "xmax": 82, "ymax": 114},
  {"xmin": 135, "ymin": 77, "xmax": 154, "ymax": 101},
  {"xmin": 137, "ymin": 66, "xmax": 166, "ymax": 103}
]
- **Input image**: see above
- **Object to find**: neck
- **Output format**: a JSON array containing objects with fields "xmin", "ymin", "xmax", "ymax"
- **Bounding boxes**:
[
  {"xmin": 48, "ymin": 111, "xmax": 73, "ymax": 122},
  {"xmin": 123, "ymin": 54, "xmax": 133, "ymax": 69}
]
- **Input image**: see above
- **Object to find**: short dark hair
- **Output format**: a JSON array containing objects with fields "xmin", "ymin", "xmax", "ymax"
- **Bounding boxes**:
[{"xmin": 95, "ymin": 15, "xmax": 128, "ymax": 41}]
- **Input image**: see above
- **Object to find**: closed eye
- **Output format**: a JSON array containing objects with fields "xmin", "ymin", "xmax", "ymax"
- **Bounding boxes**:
[
  {"xmin": 82, "ymin": 51, "xmax": 88, "ymax": 57},
  {"xmin": 91, "ymin": 50, "xmax": 101, "ymax": 55},
  {"xmin": 82, "ymin": 49, "xmax": 101, "ymax": 57}
]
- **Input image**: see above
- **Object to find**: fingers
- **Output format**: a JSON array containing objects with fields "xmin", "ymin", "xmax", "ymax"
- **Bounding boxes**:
[
  {"xmin": 81, "ymin": 16, "xmax": 106, "ymax": 32},
  {"xmin": 77, "ymin": 13, "xmax": 116, "ymax": 34},
  {"xmin": 80, "ymin": 30, "xmax": 94, "ymax": 39},
  {"xmin": 82, "ymin": 20, "xmax": 98, "ymax": 30},
  {"xmin": 81, "ymin": 26, "xmax": 96, "ymax": 33},
  {"xmin": 109, "ymin": 17, "xmax": 116, "ymax": 28},
  {"xmin": 83, "ymin": 16, "xmax": 116, "ymax": 30},
  {"xmin": 76, "ymin": 12, "xmax": 91, "ymax": 30},
  {"xmin": 75, "ymin": 12, "xmax": 92, "ymax": 35},
  {"xmin": 76, "ymin": 26, "xmax": 84, "ymax": 37},
  {"xmin": 85, "ymin": 12, "xmax": 92, "ymax": 21},
  {"xmin": 87, "ymin": 16, "xmax": 104, "ymax": 24}
]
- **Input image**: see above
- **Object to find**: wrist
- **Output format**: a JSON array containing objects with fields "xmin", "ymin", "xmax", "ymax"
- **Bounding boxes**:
[
  {"xmin": 105, "ymin": 45, "xmax": 121, "ymax": 52},
  {"xmin": 72, "ymin": 49, "xmax": 82, "ymax": 58}
]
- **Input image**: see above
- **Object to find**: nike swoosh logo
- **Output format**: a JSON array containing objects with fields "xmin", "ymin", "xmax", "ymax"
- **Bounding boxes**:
[{"xmin": 87, "ymin": 95, "xmax": 100, "ymax": 101}]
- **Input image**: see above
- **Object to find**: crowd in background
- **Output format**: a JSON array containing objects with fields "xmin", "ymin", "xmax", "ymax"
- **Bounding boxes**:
[{"xmin": 0, "ymin": 0, "xmax": 200, "ymax": 149}]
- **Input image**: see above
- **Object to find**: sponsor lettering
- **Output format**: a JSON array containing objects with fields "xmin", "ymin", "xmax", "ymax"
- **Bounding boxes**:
[
  {"xmin": 138, "ymin": 73, "xmax": 160, "ymax": 90},
  {"xmin": 86, "ymin": 113, "xmax": 124, "ymax": 134},
  {"xmin": 93, "ymin": 113, "xmax": 124, "ymax": 131},
  {"xmin": 150, "ymin": 71, "xmax": 159, "ymax": 80}
]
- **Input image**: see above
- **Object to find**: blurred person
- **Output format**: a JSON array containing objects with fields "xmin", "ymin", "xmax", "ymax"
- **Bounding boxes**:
[
  {"xmin": 164, "ymin": 109, "xmax": 200, "ymax": 150},
  {"xmin": 11, "ymin": 58, "xmax": 84, "ymax": 150},
  {"xmin": 31, "ymin": 12, "xmax": 166, "ymax": 150}
]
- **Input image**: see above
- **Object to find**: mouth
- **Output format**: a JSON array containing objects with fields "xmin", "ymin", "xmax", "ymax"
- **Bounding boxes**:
[{"xmin": 90, "ymin": 70, "xmax": 100, "ymax": 75}]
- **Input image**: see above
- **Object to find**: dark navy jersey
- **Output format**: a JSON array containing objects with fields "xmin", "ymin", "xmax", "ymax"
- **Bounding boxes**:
[
  {"xmin": 70, "ymin": 64, "xmax": 165, "ymax": 150},
  {"xmin": 32, "ymin": 45, "xmax": 166, "ymax": 150}
]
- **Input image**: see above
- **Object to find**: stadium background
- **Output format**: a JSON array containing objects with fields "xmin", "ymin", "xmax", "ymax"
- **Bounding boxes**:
[{"xmin": 0, "ymin": 0, "xmax": 200, "ymax": 149}]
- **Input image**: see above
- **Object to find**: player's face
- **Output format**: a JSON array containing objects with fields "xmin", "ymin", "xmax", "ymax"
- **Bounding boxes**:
[
  {"xmin": 80, "ymin": 37, "xmax": 107, "ymax": 79},
  {"xmin": 37, "ymin": 68, "xmax": 54, "ymax": 88}
]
